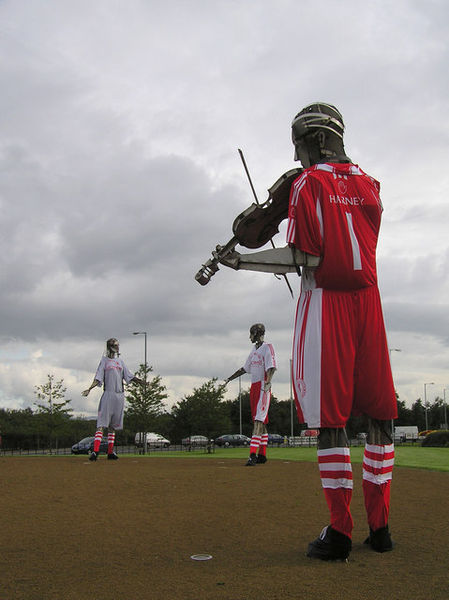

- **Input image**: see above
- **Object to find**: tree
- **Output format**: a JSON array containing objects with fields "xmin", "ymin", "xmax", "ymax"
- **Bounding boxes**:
[
  {"xmin": 224, "ymin": 394, "xmax": 303, "ymax": 438},
  {"xmin": 410, "ymin": 399, "xmax": 426, "ymax": 431},
  {"xmin": 125, "ymin": 364, "xmax": 168, "ymax": 449},
  {"xmin": 34, "ymin": 374, "xmax": 72, "ymax": 451},
  {"xmin": 267, "ymin": 398, "xmax": 303, "ymax": 437},
  {"xmin": 0, "ymin": 407, "xmax": 37, "ymax": 450},
  {"xmin": 170, "ymin": 379, "xmax": 230, "ymax": 442},
  {"xmin": 223, "ymin": 390, "xmax": 252, "ymax": 437},
  {"xmin": 428, "ymin": 396, "xmax": 446, "ymax": 430}
]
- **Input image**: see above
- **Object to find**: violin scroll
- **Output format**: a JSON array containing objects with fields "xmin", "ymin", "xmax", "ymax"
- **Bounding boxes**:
[{"xmin": 194, "ymin": 238, "xmax": 239, "ymax": 285}]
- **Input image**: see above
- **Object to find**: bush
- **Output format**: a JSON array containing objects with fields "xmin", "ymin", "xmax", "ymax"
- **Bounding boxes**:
[{"xmin": 421, "ymin": 430, "xmax": 449, "ymax": 447}]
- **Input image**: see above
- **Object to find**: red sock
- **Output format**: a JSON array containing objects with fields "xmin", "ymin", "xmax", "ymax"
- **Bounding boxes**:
[
  {"xmin": 362, "ymin": 443, "xmax": 394, "ymax": 531},
  {"xmin": 258, "ymin": 433, "xmax": 268, "ymax": 456},
  {"xmin": 107, "ymin": 431, "xmax": 115, "ymax": 454},
  {"xmin": 93, "ymin": 430, "xmax": 103, "ymax": 453},
  {"xmin": 250, "ymin": 435, "xmax": 261, "ymax": 455},
  {"xmin": 318, "ymin": 447, "xmax": 353, "ymax": 538}
]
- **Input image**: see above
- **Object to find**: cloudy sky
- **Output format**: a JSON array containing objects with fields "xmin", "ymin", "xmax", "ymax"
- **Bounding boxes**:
[{"xmin": 0, "ymin": 0, "xmax": 448, "ymax": 419}]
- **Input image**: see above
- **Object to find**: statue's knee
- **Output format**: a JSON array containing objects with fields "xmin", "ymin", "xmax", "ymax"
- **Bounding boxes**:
[
  {"xmin": 367, "ymin": 419, "xmax": 392, "ymax": 445},
  {"xmin": 253, "ymin": 420, "xmax": 264, "ymax": 436},
  {"xmin": 318, "ymin": 428, "xmax": 348, "ymax": 450}
]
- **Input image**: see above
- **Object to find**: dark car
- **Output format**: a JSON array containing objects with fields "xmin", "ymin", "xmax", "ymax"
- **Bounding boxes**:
[
  {"xmin": 71, "ymin": 436, "xmax": 109, "ymax": 455},
  {"xmin": 268, "ymin": 433, "xmax": 285, "ymax": 446},
  {"xmin": 214, "ymin": 434, "xmax": 251, "ymax": 447}
]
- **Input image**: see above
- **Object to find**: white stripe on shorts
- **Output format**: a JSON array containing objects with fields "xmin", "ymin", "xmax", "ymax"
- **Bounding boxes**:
[{"xmin": 292, "ymin": 288, "xmax": 323, "ymax": 427}]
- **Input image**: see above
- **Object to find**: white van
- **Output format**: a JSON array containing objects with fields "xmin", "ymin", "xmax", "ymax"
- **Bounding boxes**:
[
  {"xmin": 394, "ymin": 426, "xmax": 418, "ymax": 442},
  {"xmin": 134, "ymin": 432, "xmax": 170, "ymax": 448}
]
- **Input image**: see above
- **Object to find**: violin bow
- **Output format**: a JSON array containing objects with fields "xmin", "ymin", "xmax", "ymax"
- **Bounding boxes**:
[{"xmin": 238, "ymin": 149, "xmax": 294, "ymax": 299}]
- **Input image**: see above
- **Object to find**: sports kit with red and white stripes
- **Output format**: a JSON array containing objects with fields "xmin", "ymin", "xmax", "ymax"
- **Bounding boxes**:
[
  {"xmin": 244, "ymin": 342, "xmax": 277, "ymax": 423},
  {"xmin": 287, "ymin": 162, "xmax": 396, "ymax": 428},
  {"xmin": 287, "ymin": 162, "xmax": 397, "ymax": 539},
  {"xmin": 244, "ymin": 342, "xmax": 277, "ymax": 457}
]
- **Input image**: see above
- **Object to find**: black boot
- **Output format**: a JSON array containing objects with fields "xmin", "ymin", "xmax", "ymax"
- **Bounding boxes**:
[
  {"xmin": 364, "ymin": 525, "xmax": 393, "ymax": 552},
  {"xmin": 245, "ymin": 453, "xmax": 258, "ymax": 466},
  {"xmin": 307, "ymin": 525, "xmax": 352, "ymax": 561}
]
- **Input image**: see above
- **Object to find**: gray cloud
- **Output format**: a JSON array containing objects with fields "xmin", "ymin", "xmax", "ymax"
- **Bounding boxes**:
[{"xmin": 0, "ymin": 0, "xmax": 448, "ymax": 413}]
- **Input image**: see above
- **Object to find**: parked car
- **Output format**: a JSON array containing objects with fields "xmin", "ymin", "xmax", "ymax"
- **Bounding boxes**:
[
  {"xmin": 134, "ymin": 432, "xmax": 170, "ymax": 448},
  {"xmin": 268, "ymin": 433, "xmax": 284, "ymax": 446},
  {"xmin": 71, "ymin": 436, "xmax": 109, "ymax": 455},
  {"xmin": 182, "ymin": 435, "xmax": 209, "ymax": 446},
  {"xmin": 214, "ymin": 434, "xmax": 251, "ymax": 447}
]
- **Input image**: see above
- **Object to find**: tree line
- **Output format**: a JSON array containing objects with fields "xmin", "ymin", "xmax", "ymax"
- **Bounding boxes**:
[{"xmin": 0, "ymin": 367, "xmax": 447, "ymax": 451}]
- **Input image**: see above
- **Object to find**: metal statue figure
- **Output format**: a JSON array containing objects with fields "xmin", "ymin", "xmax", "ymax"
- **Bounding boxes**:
[
  {"xmin": 82, "ymin": 338, "xmax": 143, "ymax": 461},
  {"xmin": 225, "ymin": 324, "xmax": 276, "ymax": 467}
]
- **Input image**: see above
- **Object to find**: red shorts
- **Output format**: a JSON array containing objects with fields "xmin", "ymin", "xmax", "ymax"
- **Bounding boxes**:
[
  {"xmin": 250, "ymin": 381, "xmax": 270, "ymax": 423},
  {"xmin": 292, "ymin": 285, "xmax": 397, "ymax": 428}
]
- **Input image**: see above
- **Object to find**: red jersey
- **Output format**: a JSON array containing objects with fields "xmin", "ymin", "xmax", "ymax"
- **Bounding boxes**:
[{"xmin": 286, "ymin": 163, "xmax": 382, "ymax": 290}]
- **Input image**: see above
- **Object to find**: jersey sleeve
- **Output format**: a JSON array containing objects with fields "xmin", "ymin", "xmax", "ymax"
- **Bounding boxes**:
[
  {"xmin": 94, "ymin": 357, "xmax": 105, "ymax": 384},
  {"xmin": 264, "ymin": 343, "xmax": 277, "ymax": 371},
  {"xmin": 287, "ymin": 171, "xmax": 323, "ymax": 256},
  {"xmin": 243, "ymin": 351, "xmax": 252, "ymax": 374},
  {"xmin": 121, "ymin": 360, "xmax": 135, "ymax": 384}
]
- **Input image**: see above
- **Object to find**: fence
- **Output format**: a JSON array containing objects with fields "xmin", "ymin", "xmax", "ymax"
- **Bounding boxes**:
[
  {"xmin": 1, "ymin": 437, "xmax": 421, "ymax": 457},
  {"xmin": 0, "ymin": 443, "xmax": 214, "ymax": 457}
]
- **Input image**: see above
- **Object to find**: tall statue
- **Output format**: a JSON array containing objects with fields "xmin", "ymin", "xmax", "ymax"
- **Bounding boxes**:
[{"xmin": 200, "ymin": 103, "xmax": 397, "ymax": 561}]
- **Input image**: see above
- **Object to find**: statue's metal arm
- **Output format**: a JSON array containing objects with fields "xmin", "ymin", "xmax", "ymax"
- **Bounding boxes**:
[{"xmin": 219, "ymin": 245, "xmax": 320, "ymax": 275}]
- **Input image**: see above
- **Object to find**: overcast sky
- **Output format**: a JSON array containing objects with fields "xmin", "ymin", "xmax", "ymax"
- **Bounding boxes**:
[{"xmin": 0, "ymin": 0, "xmax": 448, "ymax": 420}]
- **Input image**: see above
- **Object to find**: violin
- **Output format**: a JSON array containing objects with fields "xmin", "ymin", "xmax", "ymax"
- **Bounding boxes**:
[{"xmin": 195, "ymin": 167, "xmax": 302, "ymax": 286}]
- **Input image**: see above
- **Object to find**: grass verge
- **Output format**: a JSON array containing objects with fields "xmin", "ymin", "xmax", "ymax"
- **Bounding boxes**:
[{"xmin": 121, "ymin": 445, "xmax": 449, "ymax": 472}]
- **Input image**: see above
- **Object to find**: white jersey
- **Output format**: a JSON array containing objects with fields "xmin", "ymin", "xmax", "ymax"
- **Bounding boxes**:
[
  {"xmin": 244, "ymin": 342, "xmax": 277, "ymax": 383},
  {"xmin": 95, "ymin": 356, "xmax": 135, "ymax": 392},
  {"xmin": 94, "ymin": 356, "xmax": 135, "ymax": 429}
]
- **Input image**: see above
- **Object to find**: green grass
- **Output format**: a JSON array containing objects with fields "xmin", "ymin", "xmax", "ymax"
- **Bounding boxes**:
[
  {"xmin": 129, "ymin": 445, "xmax": 449, "ymax": 472},
  {"xmin": 9, "ymin": 445, "xmax": 448, "ymax": 472}
]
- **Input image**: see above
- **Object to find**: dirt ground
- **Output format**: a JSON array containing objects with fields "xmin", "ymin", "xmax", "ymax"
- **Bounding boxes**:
[{"xmin": 1, "ymin": 455, "xmax": 448, "ymax": 600}]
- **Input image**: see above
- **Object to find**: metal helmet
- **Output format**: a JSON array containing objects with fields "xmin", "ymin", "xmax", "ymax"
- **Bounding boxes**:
[
  {"xmin": 106, "ymin": 338, "xmax": 119, "ymax": 357},
  {"xmin": 250, "ymin": 323, "xmax": 265, "ymax": 341},
  {"xmin": 291, "ymin": 102, "xmax": 344, "ymax": 146}
]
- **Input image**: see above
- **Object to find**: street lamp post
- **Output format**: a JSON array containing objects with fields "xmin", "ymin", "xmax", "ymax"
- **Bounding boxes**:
[
  {"xmin": 133, "ymin": 331, "xmax": 148, "ymax": 452},
  {"xmin": 290, "ymin": 359, "xmax": 294, "ymax": 439},
  {"xmin": 424, "ymin": 382, "xmax": 434, "ymax": 431},
  {"xmin": 443, "ymin": 388, "xmax": 448, "ymax": 430},
  {"xmin": 238, "ymin": 375, "xmax": 242, "ymax": 435},
  {"xmin": 389, "ymin": 348, "xmax": 401, "ymax": 439}
]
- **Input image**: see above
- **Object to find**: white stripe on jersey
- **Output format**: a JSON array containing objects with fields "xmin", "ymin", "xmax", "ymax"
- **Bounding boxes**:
[
  {"xmin": 315, "ymin": 163, "xmax": 364, "ymax": 176},
  {"xmin": 345, "ymin": 212, "xmax": 362, "ymax": 270},
  {"xmin": 315, "ymin": 163, "xmax": 334, "ymax": 173},
  {"xmin": 290, "ymin": 172, "xmax": 308, "ymax": 206},
  {"xmin": 287, "ymin": 173, "xmax": 308, "ymax": 244},
  {"xmin": 316, "ymin": 197, "xmax": 323, "ymax": 239}
]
